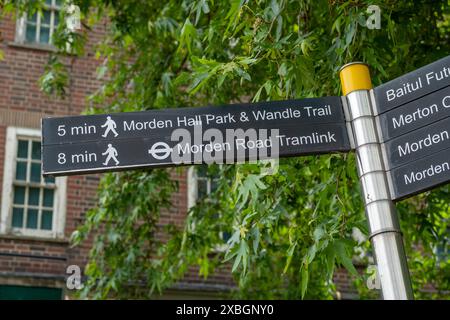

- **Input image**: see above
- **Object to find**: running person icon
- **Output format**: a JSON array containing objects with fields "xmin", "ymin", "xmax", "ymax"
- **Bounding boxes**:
[
  {"xmin": 101, "ymin": 116, "xmax": 119, "ymax": 138},
  {"xmin": 102, "ymin": 144, "xmax": 120, "ymax": 166}
]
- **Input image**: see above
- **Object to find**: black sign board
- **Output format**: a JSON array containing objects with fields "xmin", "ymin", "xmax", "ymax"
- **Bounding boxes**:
[
  {"xmin": 383, "ymin": 116, "xmax": 450, "ymax": 170},
  {"xmin": 375, "ymin": 55, "xmax": 450, "ymax": 199},
  {"xmin": 377, "ymin": 85, "xmax": 450, "ymax": 142},
  {"xmin": 389, "ymin": 146, "xmax": 450, "ymax": 201},
  {"xmin": 43, "ymin": 97, "xmax": 345, "ymax": 145},
  {"xmin": 374, "ymin": 55, "xmax": 450, "ymax": 114},
  {"xmin": 42, "ymin": 97, "xmax": 350, "ymax": 176}
]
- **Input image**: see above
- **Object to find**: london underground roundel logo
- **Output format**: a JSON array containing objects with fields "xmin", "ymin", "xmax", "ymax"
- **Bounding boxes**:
[{"xmin": 148, "ymin": 142, "xmax": 172, "ymax": 160}]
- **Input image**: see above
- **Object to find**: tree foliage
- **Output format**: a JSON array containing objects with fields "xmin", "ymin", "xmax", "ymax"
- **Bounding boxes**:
[{"xmin": 2, "ymin": 0, "xmax": 449, "ymax": 299}]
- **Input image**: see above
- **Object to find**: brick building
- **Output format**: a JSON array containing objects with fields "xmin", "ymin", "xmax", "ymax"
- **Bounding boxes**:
[
  {"xmin": 0, "ymin": 0, "xmax": 106, "ymax": 299},
  {"xmin": 0, "ymin": 3, "xmax": 357, "ymax": 300}
]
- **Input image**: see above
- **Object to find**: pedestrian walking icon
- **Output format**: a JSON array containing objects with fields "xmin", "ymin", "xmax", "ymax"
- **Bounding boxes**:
[
  {"xmin": 102, "ymin": 144, "xmax": 120, "ymax": 166},
  {"xmin": 101, "ymin": 116, "xmax": 119, "ymax": 138}
]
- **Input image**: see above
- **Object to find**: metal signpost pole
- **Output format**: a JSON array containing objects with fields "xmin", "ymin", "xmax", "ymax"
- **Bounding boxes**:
[{"xmin": 339, "ymin": 62, "xmax": 414, "ymax": 300}]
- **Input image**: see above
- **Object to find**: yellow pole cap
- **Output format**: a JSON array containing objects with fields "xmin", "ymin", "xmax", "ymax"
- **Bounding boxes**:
[{"xmin": 339, "ymin": 62, "xmax": 373, "ymax": 96}]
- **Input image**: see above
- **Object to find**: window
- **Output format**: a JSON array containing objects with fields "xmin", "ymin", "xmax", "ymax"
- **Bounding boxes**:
[
  {"xmin": 187, "ymin": 165, "xmax": 219, "ymax": 208},
  {"xmin": 187, "ymin": 165, "xmax": 230, "ymax": 243},
  {"xmin": 1, "ymin": 127, "xmax": 66, "ymax": 238},
  {"xmin": 15, "ymin": 0, "xmax": 62, "ymax": 46},
  {"xmin": 435, "ymin": 228, "xmax": 449, "ymax": 263}
]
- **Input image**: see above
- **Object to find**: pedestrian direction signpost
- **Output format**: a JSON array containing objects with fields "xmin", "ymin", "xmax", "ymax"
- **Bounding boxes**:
[
  {"xmin": 41, "ymin": 54, "xmax": 450, "ymax": 300},
  {"xmin": 374, "ymin": 55, "xmax": 450, "ymax": 200},
  {"xmin": 42, "ymin": 97, "xmax": 350, "ymax": 176}
]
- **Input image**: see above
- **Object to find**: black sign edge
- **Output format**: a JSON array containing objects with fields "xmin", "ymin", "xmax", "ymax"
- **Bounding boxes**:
[
  {"xmin": 41, "ymin": 122, "xmax": 350, "ymax": 149},
  {"xmin": 41, "ymin": 148, "xmax": 352, "ymax": 177},
  {"xmin": 388, "ymin": 145, "xmax": 450, "ymax": 201},
  {"xmin": 373, "ymin": 54, "xmax": 450, "ymax": 114},
  {"xmin": 41, "ymin": 96, "xmax": 345, "ymax": 123},
  {"xmin": 376, "ymin": 85, "xmax": 450, "ymax": 142},
  {"xmin": 391, "ymin": 178, "xmax": 450, "ymax": 202},
  {"xmin": 382, "ymin": 116, "xmax": 450, "ymax": 170}
]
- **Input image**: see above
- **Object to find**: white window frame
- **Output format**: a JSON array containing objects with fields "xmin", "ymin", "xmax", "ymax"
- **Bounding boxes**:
[
  {"xmin": 15, "ymin": 0, "xmax": 62, "ymax": 46},
  {"xmin": 187, "ymin": 166, "xmax": 202, "ymax": 210},
  {"xmin": 0, "ymin": 127, "xmax": 67, "ymax": 239},
  {"xmin": 187, "ymin": 166, "xmax": 222, "ymax": 209},
  {"xmin": 187, "ymin": 167, "xmax": 197, "ymax": 210}
]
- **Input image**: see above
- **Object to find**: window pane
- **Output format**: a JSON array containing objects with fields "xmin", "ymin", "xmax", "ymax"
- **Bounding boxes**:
[
  {"xmin": 30, "ymin": 163, "xmax": 41, "ymax": 183},
  {"xmin": 45, "ymin": 176, "xmax": 55, "ymax": 184},
  {"xmin": 26, "ymin": 24, "xmax": 37, "ymax": 43},
  {"xmin": 41, "ymin": 210, "xmax": 53, "ymax": 230},
  {"xmin": 42, "ymin": 10, "xmax": 51, "ymax": 25},
  {"xmin": 197, "ymin": 165, "xmax": 208, "ymax": 178},
  {"xmin": 15, "ymin": 161, "xmax": 27, "ymax": 181},
  {"xmin": 43, "ymin": 189, "xmax": 54, "ymax": 207},
  {"xmin": 13, "ymin": 186, "xmax": 26, "ymax": 204},
  {"xmin": 28, "ymin": 12, "xmax": 38, "ymax": 23},
  {"xmin": 17, "ymin": 140, "xmax": 28, "ymax": 158},
  {"xmin": 26, "ymin": 209, "xmax": 38, "ymax": 229},
  {"xmin": 31, "ymin": 141, "xmax": 41, "ymax": 160},
  {"xmin": 45, "ymin": 0, "xmax": 53, "ymax": 5},
  {"xmin": 28, "ymin": 187, "xmax": 40, "ymax": 206},
  {"xmin": 54, "ymin": 12, "xmax": 59, "ymax": 26},
  {"xmin": 211, "ymin": 179, "xmax": 219, "ymax": 193},
  {"xmin": 40, "ymin": 26, "xmax": 50, "ymax": 44},
  {"xmin": 222, "ymin": 231, "xmax": 232, "ymax": 242},
  {"xmin": 12, "ymin": 208, "xmax": 24, "ymax": 228},
  {"xmin": 198, "ymin": 180, "xmax": 208, "ymax": 198}
]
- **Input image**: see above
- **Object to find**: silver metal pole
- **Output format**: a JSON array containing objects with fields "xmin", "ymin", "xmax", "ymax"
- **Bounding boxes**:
[{"xmin": 340, "ymin": 63, "xmax": 414, "ymax": 300}]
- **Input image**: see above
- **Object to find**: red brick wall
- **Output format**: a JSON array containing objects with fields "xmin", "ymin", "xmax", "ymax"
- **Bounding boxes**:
[{"xmin": 0, "ymin": 13, "xmax": 107, "ymax": 291}]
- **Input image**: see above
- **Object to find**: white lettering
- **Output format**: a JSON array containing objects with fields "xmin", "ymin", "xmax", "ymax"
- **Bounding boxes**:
[
  {"xmin": 404, "ymin": 162, "xmax": 450, "ymax": 185},
  {"xmin": 123, "ymin": 119, "xmax": 173, "ymax": 131},
  {"xmin": 398, "ymin": 131, "xmax": 449, "ymax": 157},
  {"xmin": 391, "ymin": 104, "xmax": 439, "ymax": 129}
]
